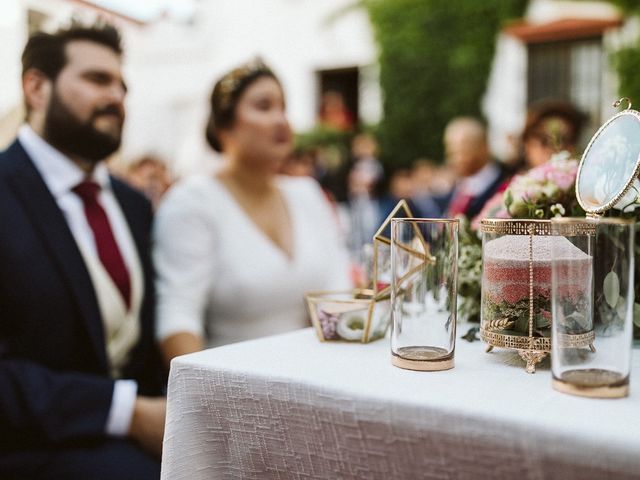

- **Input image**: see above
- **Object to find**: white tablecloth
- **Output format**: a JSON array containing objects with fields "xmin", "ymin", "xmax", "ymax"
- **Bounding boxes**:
[{"xmin": 161, "ymin": 328, "xmax": 640, "ymax": 479}]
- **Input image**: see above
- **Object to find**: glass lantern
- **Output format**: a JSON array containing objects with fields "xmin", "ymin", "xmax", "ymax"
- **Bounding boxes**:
[{"xmin": 480, "ymin": 219, "xmax": 594, "ymax": 373}]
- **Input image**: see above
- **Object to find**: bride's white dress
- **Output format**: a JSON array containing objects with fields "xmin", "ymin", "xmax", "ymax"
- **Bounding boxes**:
[{"xmin": 153, "ymin": 174, "xmax": 351, "ymax": 347}]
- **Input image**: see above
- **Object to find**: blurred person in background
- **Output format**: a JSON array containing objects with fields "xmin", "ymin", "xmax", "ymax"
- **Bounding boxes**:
[
  {"xmin": 409, "ymin": 158, "xmax": 446, "ymax": 218},
  {"xmin": 337, "ymin": 133, "xmax": 385, "ymax": 283},
  {"xmin": 0, "ymin": 23, "xmax": 165, "ymax": 479},
  {"xmin": 519, "ymin": 99, "xmax": 586, "ymax": 169},
  {"xmin": 377, "ymin": 166, "xmax": 417, "ymax": 219},
  {"xmin": 411, "ymin": 159, "xmax": 437, "ymax": 198},
  {"xmin": 279, "ymin": 147, "xmax": 317, "ymax": 178},
  {"xmin": 318, "ymin": 90, "xmax": 354, "ymax": 132},
  {"xmin": 441, "ymin": 116, "xmax": 508, "ymax": 219},
  {"xmin": 154, "ymin": 59, "xmax": 351, "ymax": 364},
  {"xmin": 124, "ymin": 154, "xmax": 173, "ymax": 210},
  {"xmin": 472, "ymin": 100, "xmax": 586, "ymax": 224}
]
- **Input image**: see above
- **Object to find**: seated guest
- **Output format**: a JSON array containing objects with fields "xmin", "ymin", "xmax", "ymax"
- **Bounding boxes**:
[
  {"xmin": 520, "ymin": 99, "xmax": 586, "ymax": 169},
  {"xmin": 154, "ymin": 59, "xmax": 351, "ymax": 363},
  {"xmin": 441, "ymin": 116, "xmax": 508, "ymax": 219},
  {"xmin": 471, "ymin": 100, "xmax": 586, "ymax": 226},
  {"xmin": 279, "ymin": 148, "xmax": 317, "ymax": 178},
  {"xmin": 0, "ymin": 23, "xmax": 164, "ymax": 478},
  {"xmin": 123, "ymin": 154, "xmax": 173, "ymax": 210},
  {"xmin": 377, "ymin": 167, "xmax": 418, "ymax": 220},
  {"xmin": 340, "ymin": 135, "xmax": 385, "ymax": 267},
  {"xmin": 410, "ymin": 159, "xmax": 447, "ymax": 218}
]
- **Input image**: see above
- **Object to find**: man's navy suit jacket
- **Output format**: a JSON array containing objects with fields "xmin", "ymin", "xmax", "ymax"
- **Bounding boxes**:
[{"xmin": 0, "ymin": 140, "xmax": 162, "ymax": 456}]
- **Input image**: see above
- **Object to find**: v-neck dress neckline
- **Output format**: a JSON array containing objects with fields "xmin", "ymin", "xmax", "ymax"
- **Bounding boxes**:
[{"xmin": 209, "ymin": 175, "xmax": 297, "ymax": 264}]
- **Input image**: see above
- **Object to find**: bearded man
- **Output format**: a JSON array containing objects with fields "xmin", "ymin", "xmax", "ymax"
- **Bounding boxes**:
[{"xmin": 0, "ymin": 23, "xmax": 164, "ymax": 479}]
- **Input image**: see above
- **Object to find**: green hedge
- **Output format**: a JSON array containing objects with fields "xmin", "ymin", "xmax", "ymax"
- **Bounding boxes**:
[
  {"xmin": 364, "ymin": 0, "xmax": 527, "ymax": 166},
  {"xmin": 613, "ymin": 43, "xmax": 640, "ymax": 106},
  {"xmin": 607, "ymin": 0, "xmax": 640, "ymax": 13},
  {"xmin": 608, "ymin": 1, "xmax": 640, "ymax": 104}
]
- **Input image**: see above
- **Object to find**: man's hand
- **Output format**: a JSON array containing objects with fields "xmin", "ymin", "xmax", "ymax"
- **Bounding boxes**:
[{"xmin": 129, "ymin": 396, "xmax": 166, "ymax": 458}]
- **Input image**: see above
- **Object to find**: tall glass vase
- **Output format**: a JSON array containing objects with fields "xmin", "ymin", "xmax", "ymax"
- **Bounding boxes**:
[
  {"xmin": 552, "ymin": 217, "xmax": 635, "ymax": 398},
  {"xmin": 390, "ymin": 218, "xmax": 459, "ymax": 371}
]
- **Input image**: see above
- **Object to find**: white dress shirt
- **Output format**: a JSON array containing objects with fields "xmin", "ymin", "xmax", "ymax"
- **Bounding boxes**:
[
  {"xmin": 454, "ymin": 162, "xmax": 502, "ymax": 197},
  {"xmin": 17, "ymin": 124, "xmax": 138, "ymax": 437}
]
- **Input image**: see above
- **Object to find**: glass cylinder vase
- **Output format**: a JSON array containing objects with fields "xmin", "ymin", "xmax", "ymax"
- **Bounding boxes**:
[
  {"xmin": 390, "ymin": 218, "xmax": 459, "ymax": 371},
  {"xmin": 552, "ymin": 217, "xmax": 635, "ymax": 398}
]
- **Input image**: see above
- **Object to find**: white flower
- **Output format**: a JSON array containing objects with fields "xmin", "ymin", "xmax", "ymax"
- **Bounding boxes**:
[
  {"xmin": 549, "ymin": 150, "xmax": 571, "ymax": 164},
  {"xmin": 550, "ymin": 203, "xmax": 565, "ymax": 217},
  {"xmin": 542, "ymin": 183, "xmax": 559, "ymax": 199},
  {"xmin": 336, "ymin": 315, "xmax": 365, "ymax": 341}
]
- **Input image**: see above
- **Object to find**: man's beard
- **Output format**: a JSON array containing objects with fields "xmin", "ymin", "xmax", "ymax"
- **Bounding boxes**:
[{"xmin": 43, "ymin": 89, "xmax": 124, "ymax": 163}]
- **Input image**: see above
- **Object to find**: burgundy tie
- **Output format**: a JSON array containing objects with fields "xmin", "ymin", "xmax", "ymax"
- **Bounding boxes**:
[
  {"xmin": 447, "ymin": 191, "xmax": 474, "ymax": 217},
  {"xmin": 73, "ymin": 180, "xmax": 131, "ymax": 310}
]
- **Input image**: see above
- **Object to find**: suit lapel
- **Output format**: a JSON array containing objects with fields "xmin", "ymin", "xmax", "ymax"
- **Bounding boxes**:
[{"xmin": 6, "ymin": 141, "xmax": 108, "ymax": 373}]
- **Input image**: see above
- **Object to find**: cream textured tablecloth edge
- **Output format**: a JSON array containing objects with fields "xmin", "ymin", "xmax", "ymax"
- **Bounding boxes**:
[{"xmin": 162, "ymin": 327, "xmax": 640, "ymax": 479}]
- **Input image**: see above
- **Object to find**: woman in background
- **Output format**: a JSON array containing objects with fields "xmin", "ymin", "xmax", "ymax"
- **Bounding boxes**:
[{"xmin": 154, "ymin": 59, "xmax": 351, "ymax": 363}]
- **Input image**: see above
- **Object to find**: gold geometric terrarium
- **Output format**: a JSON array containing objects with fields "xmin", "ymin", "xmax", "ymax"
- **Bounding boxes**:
[
  {"xmin": 306, "ymin": 200, "xmax": 414, "ymax": 342},
  {"xmin": 480, "ymin": 219, "xmax": 595, "ymax": 373}
]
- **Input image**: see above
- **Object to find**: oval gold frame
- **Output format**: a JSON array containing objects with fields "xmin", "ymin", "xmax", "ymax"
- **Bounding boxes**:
[{"xmin": 576, "ymin": 107, "xmax": 640, "ymax": 214}]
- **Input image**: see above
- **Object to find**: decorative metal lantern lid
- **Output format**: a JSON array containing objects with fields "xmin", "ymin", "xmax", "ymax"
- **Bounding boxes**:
[{"xmin": 576, "ymin": 98, "xmax": 640, "ymax": 215}]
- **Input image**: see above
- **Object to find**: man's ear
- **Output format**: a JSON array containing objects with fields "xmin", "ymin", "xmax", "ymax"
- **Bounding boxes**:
[{"xmin": 23, "ymin": 68, "xmax": 51, "ymax": 115}]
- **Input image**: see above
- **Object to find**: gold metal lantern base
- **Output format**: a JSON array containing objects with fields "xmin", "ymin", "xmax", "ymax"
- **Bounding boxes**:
[
  {"xmin": 481, "ymin": 329, "xmax": 595, "ymax": 373},
  {"xmin": 481, "ymin": 329, "xmax": 550, "ymax": 373}
]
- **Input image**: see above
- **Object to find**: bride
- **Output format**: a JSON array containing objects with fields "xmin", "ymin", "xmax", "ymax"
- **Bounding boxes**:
[{"xmin": 153, "ymin": 59, "xmax": 351, "ymax": 364}]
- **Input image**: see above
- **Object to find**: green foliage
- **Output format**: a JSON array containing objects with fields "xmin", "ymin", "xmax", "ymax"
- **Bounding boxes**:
[
  {"xmin": 606, "ymin": 0, "xmax": 640, "ymax": 14},
  {"xmin": 483, "ymin": 297, "xmax": 552, "ymax": 337},
  {"xmin": 364, "ymin": 0, "xmax": 527, "ymax": 166},
  {"xmin": 457, "ymin": 217, "xmax": 482, "ymax": 323},
  {"xmin": 605, "ymin": 1, "xmax": 640, "ymax": 115},
  {"xmin": 613, "ymin": 40, "xmax": 640, "ymax": 108},
  {"xmin": 294, "ymin": 126, "xmax": 352, "ymax": 152}
]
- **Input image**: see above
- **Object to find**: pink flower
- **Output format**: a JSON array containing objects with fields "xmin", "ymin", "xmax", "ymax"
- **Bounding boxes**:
[
  {"xmin": 491, "ymin": 152, "xmax": 579, "ymax": 221},
  {"xmin": 551, "ymin": 172, "xmax": 575, "ymax": 191},
  {"xmin": 528, "ymin": 168, "xmax": 547, "ymax": 182},
  {"xmin": 472, "ymin": 190, "xmax": 510, "ymax": 229}
]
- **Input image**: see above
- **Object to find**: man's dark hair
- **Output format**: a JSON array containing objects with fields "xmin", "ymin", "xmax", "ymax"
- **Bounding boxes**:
[{"xmin": 21, "ymin": 22, "xmax": 122, "ymax": 81}]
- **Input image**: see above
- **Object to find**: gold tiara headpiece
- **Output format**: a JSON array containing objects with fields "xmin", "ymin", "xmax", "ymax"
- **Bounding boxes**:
[{"xmin": 216, "ymin": 58, "xmax": 271, "ymax": 110}]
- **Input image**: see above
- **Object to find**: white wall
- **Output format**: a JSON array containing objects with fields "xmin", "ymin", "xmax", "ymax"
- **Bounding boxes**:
[
  {"xmin": 482, "ymin": 33, "xmax": 528, "ymax": 161},
  {"xmin": 0, "ymin": 0, "xmax": 23, "ymax": 118}
]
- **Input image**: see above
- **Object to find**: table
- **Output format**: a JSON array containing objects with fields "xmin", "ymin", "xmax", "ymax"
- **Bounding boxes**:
[{"xmin": 161, "ymin": 328, "xmax": 640, "ymax": 479}]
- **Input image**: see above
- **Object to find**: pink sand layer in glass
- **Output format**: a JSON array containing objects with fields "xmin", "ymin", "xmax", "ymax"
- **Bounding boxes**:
[{"xmin": 483, "ymin": 235, "xmax": 591, "ymax": 304}]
